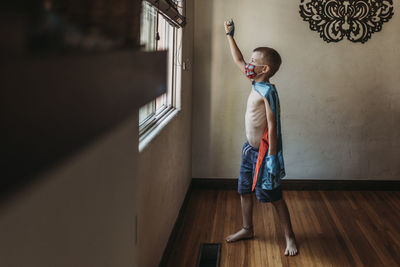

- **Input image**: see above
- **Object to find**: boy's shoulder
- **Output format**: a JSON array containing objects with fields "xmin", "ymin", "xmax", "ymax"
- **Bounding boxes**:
[{"xmin": 252, "ymin": 81, "xmax": 275, "ymax": 99}]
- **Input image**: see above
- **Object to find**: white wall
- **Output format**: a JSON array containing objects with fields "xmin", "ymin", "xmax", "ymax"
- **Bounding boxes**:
[{"xmin": 192, "ymin": 0, "xmax": 400, "ymax": 180}]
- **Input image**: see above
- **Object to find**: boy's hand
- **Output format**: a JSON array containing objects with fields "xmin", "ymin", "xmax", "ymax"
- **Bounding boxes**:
[{"xmin": 224, "ymin": 19, "xmax": 235, "ymax": 37}]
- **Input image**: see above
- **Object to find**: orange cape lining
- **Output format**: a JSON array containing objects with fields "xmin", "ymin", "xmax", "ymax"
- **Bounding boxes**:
[{"xmin": 251, "ymin": 126, "xmax": 269, "ymax": 191}]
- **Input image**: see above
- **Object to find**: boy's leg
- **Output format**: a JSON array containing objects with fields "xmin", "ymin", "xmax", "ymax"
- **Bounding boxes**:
[
  {"xmin": 271, "ymin": 198, "xmax": 298, "ymax": 256},
  {"xmin": 226, "ymin": 193, "xmax": 254, "ymax": 243},
  {"xmin": 241, "ymin": 193, "xmax": 253, "ymax": 228},
  {"xmin": 226, "ymin": 142, "xmax": 255, "ymax": 243}
]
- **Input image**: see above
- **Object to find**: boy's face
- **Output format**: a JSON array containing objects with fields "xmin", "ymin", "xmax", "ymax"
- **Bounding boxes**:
[
  {"xmin": 250, "ymin": 51, "xmax": 269, "ymax": 75},
  {"xmin": 250, "ymin": 51, "xmax": 264, "ymax": 65}
]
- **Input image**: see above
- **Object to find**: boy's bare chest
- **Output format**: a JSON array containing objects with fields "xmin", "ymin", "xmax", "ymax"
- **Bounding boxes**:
[{"xmin": 246, "ymin": 89, "xmax": 265, "ymax": 111}]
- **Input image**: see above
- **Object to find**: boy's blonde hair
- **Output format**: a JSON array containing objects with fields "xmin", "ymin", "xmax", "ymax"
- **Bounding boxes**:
[{"xmin": 253, "ymin": 47, "xmax": 281, "ymax": 78}]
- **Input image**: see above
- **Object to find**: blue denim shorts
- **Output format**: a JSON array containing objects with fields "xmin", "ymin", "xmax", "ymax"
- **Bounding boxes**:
[{"xmin": 238, "ymin": 141, "xmax": 282, "ymax": 202}]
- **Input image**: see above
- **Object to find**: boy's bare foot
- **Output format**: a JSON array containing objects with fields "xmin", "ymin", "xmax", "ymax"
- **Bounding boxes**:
[
  {"xmin": 225, "ymin": 225, "xmax": 254, "ymax": 243},
  {"xmin": 284, "ymin": 235, "xmax": 298, "ymax": 256}
]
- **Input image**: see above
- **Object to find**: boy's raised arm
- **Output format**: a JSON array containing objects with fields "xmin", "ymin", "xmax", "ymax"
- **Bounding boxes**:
[{"xmin": 224, "ymin": 19, "xmax": 246, "ymax": 74}]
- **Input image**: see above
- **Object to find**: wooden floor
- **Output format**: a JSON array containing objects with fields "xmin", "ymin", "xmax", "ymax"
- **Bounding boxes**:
[{"xmin": 165, "ymin": 189, "xmax": 400, "ymax": 267}]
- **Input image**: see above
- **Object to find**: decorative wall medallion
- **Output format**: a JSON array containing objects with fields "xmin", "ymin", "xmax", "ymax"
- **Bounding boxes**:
[{"xmin": 299, "ymin": 0, "xmax": 394, "ymax": 43}]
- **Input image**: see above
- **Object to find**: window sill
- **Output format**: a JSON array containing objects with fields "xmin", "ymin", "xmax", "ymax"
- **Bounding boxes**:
[{"xmin": 138, "ymin": 108, "xmax": 179, "ymax": 153}]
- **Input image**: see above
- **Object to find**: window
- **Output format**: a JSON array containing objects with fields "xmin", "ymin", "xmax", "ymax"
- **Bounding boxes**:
[{"xmin": 139, "ymin": 1, "xmax": 182, "ymax": 143}]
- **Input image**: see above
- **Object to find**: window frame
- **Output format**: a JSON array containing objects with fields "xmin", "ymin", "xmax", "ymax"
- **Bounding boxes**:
[{"xmin": 138, "ymin": 1, "xmax": 181, "ymax": 143}]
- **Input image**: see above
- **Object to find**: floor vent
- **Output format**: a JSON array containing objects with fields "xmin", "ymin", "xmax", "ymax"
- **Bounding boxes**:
[{"xmin": 196, "ymin": 243, "xmax": 221, "ymax": 267}]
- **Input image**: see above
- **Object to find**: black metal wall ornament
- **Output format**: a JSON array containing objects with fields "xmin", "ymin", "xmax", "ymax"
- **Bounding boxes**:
[{"xmin": 299, "ymin": 0, "xmax": 394, "ymax": 43}]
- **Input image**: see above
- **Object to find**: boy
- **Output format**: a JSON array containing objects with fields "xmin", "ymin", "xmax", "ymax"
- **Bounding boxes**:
[{"xmin": 224, "ymin": 19, "xmax": 298, "ymax": 256}]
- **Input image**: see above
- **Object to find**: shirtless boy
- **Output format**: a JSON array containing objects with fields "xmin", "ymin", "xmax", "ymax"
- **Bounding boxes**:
[{"xmin": 224, "ymin": 19, "xmax": 298, "ymax": 256}]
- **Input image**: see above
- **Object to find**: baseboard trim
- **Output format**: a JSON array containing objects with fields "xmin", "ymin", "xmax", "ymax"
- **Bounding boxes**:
[{"xmin": 192, "ymin": 178, "xmax": 400, "ymax": 191}]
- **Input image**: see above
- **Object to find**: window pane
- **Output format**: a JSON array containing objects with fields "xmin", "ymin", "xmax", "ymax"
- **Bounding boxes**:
[
  {"xmin": 155, "ymin": 94, "xmax": 166, "ymax": 111},
  {"xmin": 139, "ymin": 1, "xmax": 157, "ymax": 124},
  {"xmin": 139, "ymin": 101, "xmax": 155, "ymax": 124},
  {"xmin": 157, "ymin": 14, "xmax": 169, "ymax": 51},
  {"xmin": 154, "ymin": 14, "xmax": 174, "ymax": 110},
  {"xmin": 140, "ymin": 1, "xmax": 157, "ymax": 51}
]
